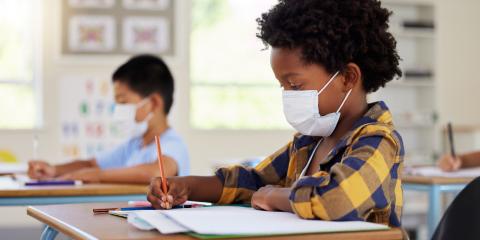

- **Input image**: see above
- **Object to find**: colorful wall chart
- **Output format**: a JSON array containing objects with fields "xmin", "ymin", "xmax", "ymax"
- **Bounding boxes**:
[{"xmin": 59, "ymin": 76, "xmax": 128, "ymax": 160}]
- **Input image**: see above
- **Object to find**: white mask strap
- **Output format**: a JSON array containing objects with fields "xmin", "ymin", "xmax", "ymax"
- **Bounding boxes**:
[
  {"xmin": 336, "ymin": 89, "xmax": 353, "ymax": 113},
  {"xmin": 317, "ymin": 71, "xmax": 340, "ymax": 96},
  {"xmin": 136, "ymin": 98, "xmax": 150, "ymax": 109}
]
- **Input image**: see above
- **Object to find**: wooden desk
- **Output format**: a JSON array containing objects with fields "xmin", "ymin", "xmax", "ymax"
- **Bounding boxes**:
[
  {"xmin": 402, "ymin": 175, "xmax": 474, "ymax": 238},
  {"xmin": 0, "ymin": 179, "xmax": 147, "ymax": 206},
  {"xmin": 402, "ymin": 175, "xmax": 474, "ymax": 185},
  {"xmin": 28, "ymin": 203, "xmax": 404, "ymax": 240}
]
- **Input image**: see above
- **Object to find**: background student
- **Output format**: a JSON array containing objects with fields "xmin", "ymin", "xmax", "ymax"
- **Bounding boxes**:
[{"xmin": 28, "ymin": 55, "xmax": 189, "ymax": 184}]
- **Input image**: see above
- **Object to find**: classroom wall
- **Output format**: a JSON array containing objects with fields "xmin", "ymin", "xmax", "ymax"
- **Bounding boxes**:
[
  {"xmin": 0, "ymin": 0, "xmax": 479, "ymax": 173},
  {"xmin": 436, "ymin": 0, "xmax": 480, "ymax": 127},
  {"xmin": 0, "ymin": 0, "xmax": 293, "ymax": 176}
]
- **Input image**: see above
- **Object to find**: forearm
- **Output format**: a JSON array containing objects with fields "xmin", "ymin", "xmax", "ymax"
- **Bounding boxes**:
[
  {"xmin": 460, "ymin": 151, "xmax": 480, "ymax": 168},
  {"xmin": 98, "ymin": 159, "xmax": 178, "ymax": 184},
  {"xmin": 184, "ymin": 176, "xmax": 224, "ymax": 203},
  {"xmin": 55, "ymin": 159, "xmax": 97, "ymax": 176}
]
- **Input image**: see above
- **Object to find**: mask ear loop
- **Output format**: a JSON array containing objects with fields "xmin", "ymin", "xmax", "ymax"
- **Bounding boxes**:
[
  {"xmin": 136, "ymin": 97, "xmax": 154, "ymax": 123},
  {"xmin": 336, "ymin": 89, "xmax": 353, "ymax": 113},
  {"xmin": 317, "ymin": 71, "xmax": 340, "ymax": 96},
  {"xmin": 136, "ymin": 97, "xmax": 151, "ymax": 108}
]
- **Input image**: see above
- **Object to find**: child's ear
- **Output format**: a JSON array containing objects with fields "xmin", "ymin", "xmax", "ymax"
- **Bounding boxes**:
[
  {"xmin": 150, "ymin": 93, "xmax": 165, "ymax": 114},
  {"xmin": 342, "ymin": 63, "xmax": 362, "ymax": 92}
]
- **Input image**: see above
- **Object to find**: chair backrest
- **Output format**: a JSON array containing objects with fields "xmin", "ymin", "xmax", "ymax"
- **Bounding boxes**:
[{"xmin": 432, "ymin": 177, "xmax": 480, "ymax": 240}]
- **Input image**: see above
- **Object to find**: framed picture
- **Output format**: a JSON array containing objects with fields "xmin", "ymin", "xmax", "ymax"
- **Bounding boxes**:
[
  {"xmin": 123, "ymin": 17, "xmax": 169, "ymax": 53},
  {"xmin": 62, "ymin": 0, "xmax": 174, "ymax": 55},
  {"xmin": 68, "ymin": 15, "xmax": 116, "ymax": 52},
  {"xmin": 68, "ymin": 0, "xmax": 115, "ymax": 9},
  {"xmin": 122, "ymin": 0, "xmax": 170, "ymax": 11}
]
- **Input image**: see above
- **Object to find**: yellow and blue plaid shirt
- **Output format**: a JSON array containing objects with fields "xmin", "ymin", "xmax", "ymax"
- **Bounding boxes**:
[{"xmin": 215, "ymin": 101, "xmax": 404, "ymax": 226}]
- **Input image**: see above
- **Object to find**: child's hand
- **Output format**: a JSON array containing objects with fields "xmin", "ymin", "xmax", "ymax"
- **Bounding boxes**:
[
  {"xmin": 147, "ymin": 177, "xmax": 190, "ymax": 209},
  {"xmin": 252, "ymin": 185, "xmax": 291, "ymax": 212},
  {"xmin": 28, "ymin": 160, "xmax": 56, "ymax": 180},
  {"xmin": 438, "ymin": 154, "xmax": 462, "ymax": 172}
]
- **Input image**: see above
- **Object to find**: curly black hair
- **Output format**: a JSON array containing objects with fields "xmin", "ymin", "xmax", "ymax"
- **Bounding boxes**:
[{"xmin": 257, "ymin": 0, "xmax": 402, "ymax": 93}]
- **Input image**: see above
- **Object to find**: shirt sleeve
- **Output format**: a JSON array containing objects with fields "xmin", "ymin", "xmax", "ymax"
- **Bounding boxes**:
[
  {"xmin": 289, "ymin": 127, "xmax": 402, "ymax": 223},
  {"xmin": 215, "ymin": 141, "xmax": 293, "ymax": 204},
  {"xmin": 160, "ymin": 138, "xmax": 190, "ymax": 176},
  {"xmin": 95, "ymin": 140, "xmax": 129, "ymax": 169}
]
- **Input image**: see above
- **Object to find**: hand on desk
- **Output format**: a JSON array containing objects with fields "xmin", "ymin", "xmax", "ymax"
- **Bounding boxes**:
[
  {"xmin": 438, "ymin": 154, "xmax": 462, "ymax": 172},
  {"xmin": 28, "ymin": 160, "xmax": 56, "ymax": 180},
  {"xmin": 251, "ymin": 185, "xmax": 292, "ymax": 212},
  {"xmin": 147, "ymin": 177, "xmax": 189, "ymax": 209},
  {"xmin": 57, "ymin": 168, "xmax": 101, "ymax": 183}
]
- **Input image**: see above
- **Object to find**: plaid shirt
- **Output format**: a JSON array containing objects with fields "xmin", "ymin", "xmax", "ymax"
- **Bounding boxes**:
[{"xmin": 215, "ymin": 101, "xmax": 404, "ymax": 226}]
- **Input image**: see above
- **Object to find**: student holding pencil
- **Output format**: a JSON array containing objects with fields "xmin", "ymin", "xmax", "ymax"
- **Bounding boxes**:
[
  {"xmin": 438, "ymin": 151, "xmax": 480, "ymax": 172},
  {"xmin": 437, "ymin": 123, "xmax": 480, "ymax": 172},
  {"xmin": 148, "ymin": 0, "xmax": 405, "ymax": 227},
  {"xmin": 27, "ymin": 55, "xmax": 189, "ymax": 183}
]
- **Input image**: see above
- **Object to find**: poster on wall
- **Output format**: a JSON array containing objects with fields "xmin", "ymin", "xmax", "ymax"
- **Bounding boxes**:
[
  {"xmin": 68, "ymin": 15, "xmax": 116, "ymax": 52},
  {"xmin": 122, "ymin": 0, "xmax": 170, "ymax": 10},
  {"xmin": 68, "ymin": 0, "xmax": 115, "ymax": 9},
  {"xmin": 122, "ymin": 17, "xmax": 170, "ymax": 53},
  {"xmin": 62, "ymin": 0, "xmax": 174, "ymax": 55},
  {"xmin": 59, "ymin": 76, "xmax": 128, "ymax": 160}
]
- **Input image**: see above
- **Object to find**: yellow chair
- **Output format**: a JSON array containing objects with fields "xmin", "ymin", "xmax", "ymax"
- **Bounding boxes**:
[{"xmin": 0, "ymin": 150, "xmax": 18, "ymax": 163}]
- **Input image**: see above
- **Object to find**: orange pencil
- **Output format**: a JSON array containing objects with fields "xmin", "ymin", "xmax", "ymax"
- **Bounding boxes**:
[{"xmin": 154, "ymin": 136, "xmax": 168, "ymax": 194}]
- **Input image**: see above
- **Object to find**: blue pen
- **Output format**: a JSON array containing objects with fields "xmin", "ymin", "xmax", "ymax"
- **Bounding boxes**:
[
  {"xmin": 119, "ymin": 206, "xmax": 155, "ymax": 211},
  {"xmin": 25, "ymin": 180, "xmax": 82, "ymax": 186}
]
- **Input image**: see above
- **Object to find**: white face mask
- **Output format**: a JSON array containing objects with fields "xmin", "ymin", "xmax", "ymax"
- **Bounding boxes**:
[
  {"xmin": 112, "ymin": 98, "xmax": 153, "ymax": 138},
  {"xmin": 282, "ymin": 71, "xmax": 352, "ymax": 137}
]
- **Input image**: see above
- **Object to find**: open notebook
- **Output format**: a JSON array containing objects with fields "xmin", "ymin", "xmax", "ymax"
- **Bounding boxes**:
[
  {"xmin": 128, "ymin": 206, "xmax": 389, "ymax": 237},
  {"xmin": 405, "ymin": 166, "xmax": 480, "ymax": 178}
]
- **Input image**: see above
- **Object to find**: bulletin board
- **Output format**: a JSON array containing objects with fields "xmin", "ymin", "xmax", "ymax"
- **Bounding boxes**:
[
  {"xmin": 61, "ymin": 0, "xmax": 174, "ymax": 55},
  {"xmin": 59, "ymin": 76, "xmax": 128, "ymax": 160}
]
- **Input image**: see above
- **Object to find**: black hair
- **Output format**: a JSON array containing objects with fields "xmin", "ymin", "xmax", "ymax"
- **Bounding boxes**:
[
  {"xmin": 112, "ymin": 54, "xmax": 174, "ymax": 114},
  {"xmin": 257, "ymin": 0, "xmax": 402, "ymax": 93}
]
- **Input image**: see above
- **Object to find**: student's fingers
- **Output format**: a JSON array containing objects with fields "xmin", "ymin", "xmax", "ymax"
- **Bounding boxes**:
[
  {"xmin": 166, "ymin": 182, "xmax": 189, "ymax": 207},
  {"xmin": 28, "ymin": 164, "xmax": 45, "ymax": 179},
  {"xmin": 438, "ymin": 155, "xmax": 454, "ymax": 171},
  {"xmin": 452, "ymin": 157, "xmax": 462, "ymax": 170},
  {"xmin": 147, "ymin": 192, "xmax": 163, "ymax": 209},
  {"xmin": 149, "ymin": 177, "xmax": 168, "ymax": 201}
]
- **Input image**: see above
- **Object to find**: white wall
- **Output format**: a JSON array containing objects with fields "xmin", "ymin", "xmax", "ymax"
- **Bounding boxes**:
[
  {"xmin": 1, "ymin": 0, "xmax": 479, "ymax": 176},
  {"xmin": 436, "ymin": 0, "xmax": 480, "ymax": 127}
]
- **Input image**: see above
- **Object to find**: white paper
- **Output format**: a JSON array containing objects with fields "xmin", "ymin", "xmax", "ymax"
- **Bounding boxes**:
[
  {"xmin": 0, "ymin": 176, "xmax": 20, "ymax": 189},
  {"xmin": 128, "ymin": 212, "xmax": 155, "ymax": 231},
  {"xmin": 130, "ymin": 210, "xmax": 189, "ymax": 234},
  {"xmin": 0, "ymin": 163, "xmax": 27, "ymax": 174},
  {"xmin": 133, "ymin": 206, "xmax": 389, "ymax": 236},
  {"xmin": 405, "ymin": 166, "xmax": 480, "ymax": 178}
]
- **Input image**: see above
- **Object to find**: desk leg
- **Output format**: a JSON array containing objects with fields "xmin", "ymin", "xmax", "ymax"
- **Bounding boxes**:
[
  {"xmin": 428, "ymin": 185, "xmax": 441, "ymax": 238},
  {"xmin": 41, "ymin": 225, "xmax": 58, "ymax": 240}
]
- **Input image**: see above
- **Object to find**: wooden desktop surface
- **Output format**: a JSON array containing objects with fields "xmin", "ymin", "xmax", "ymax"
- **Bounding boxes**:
[
  {"xmin": 27, "ymin": 203, "xmax": 403, "ymax": 240},
  {"xmin": 402, "ymin": 175, "xmax": 474, "ymax": 185},
  {"xmin": 0, "ymin": 182, "xmax": 147, "ymax": 197}
]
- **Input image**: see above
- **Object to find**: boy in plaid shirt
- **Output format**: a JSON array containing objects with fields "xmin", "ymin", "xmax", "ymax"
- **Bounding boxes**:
[{"xmin": 148, "ymin": 0, "xmax": 404, "ymax": 226}]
